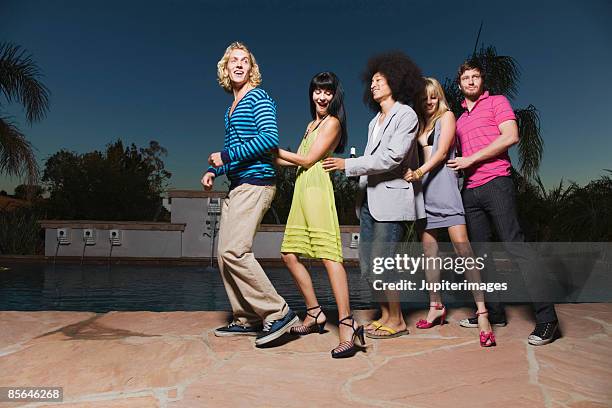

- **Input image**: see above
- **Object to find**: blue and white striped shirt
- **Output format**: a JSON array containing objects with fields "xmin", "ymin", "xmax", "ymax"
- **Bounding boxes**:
[{"xmin": 208, "ymin": 88, "xmax": 278, "ymax": 189}]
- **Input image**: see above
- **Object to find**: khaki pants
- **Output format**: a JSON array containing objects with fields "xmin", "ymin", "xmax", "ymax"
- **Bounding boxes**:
[{"xmin": 217, "ymin": 183, "xmax": 288, "ymax": 325}]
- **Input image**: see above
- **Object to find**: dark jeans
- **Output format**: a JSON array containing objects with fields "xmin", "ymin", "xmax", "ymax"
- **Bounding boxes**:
[
  {"xmin": 358, "ymin": 197, "xmax": 407, "ymax": 284},
  {"xmin": 462, "ymin": 176, "xmax": 558, "ymax": 324}
]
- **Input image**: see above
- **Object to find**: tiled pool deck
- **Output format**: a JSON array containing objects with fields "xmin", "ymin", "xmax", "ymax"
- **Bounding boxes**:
[{"xmin": 0, "ymin": 304, "xmax": 611, "ymax": 407}]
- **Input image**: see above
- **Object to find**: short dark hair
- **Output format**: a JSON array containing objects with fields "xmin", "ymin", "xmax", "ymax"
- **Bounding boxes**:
[
  {"xmin": 362, "ymin": 51, "xmax": 424, "ymax": 112},
  {"xmin": 456, "ymin": 58, "xmax": 486, "ymax": 84},
  {"xmin": 308, "ymin": 71, "xmax": 348, "ymax": 154}
]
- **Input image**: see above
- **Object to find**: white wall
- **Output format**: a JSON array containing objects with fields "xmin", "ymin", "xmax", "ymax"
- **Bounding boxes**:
[
  {"xmin": 45, "ymin": 228, "xmax": 183, "ymax": 258},
  {"xmin": 41, "ymin": 192, "xmax": 360, "ymax": 260}
]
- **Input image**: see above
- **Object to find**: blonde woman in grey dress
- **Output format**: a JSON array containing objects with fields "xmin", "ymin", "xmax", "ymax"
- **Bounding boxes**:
[{"xmin": 404, "ymin": 77, "xmax": 495, "ymax": 347}]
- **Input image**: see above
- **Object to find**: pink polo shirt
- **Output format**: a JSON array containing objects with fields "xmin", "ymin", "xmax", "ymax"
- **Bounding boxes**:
[{"xmin": 455, "ymin": 91, "xmax": 516, "ymax": 189}]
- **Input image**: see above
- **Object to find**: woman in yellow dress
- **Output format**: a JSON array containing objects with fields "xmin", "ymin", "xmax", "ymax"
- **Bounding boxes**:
[{"xmin": 275, "ymin": 72, "xmax": 365, "ymax": 358}]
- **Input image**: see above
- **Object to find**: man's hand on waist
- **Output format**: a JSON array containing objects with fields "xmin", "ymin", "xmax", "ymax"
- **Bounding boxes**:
[{"xmin": 447, "ymin": 156, "xmax": 475, "ymax": 171}]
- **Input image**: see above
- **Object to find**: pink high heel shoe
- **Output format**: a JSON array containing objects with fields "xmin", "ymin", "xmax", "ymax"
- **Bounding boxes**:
[
  {"xmin": 416, "ymin": 304, "xmax": 447, "ymax": 329},
  {"xmin": 477, "ymin": 310, "xmax": 496, "ymax": 347}
]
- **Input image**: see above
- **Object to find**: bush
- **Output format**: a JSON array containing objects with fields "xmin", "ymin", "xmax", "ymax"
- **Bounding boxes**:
[
  {"xmin": 516, "ymin": 172, "xmax": 612, "ymax": 241},
  {"xmin": 0, "ymin": 207, "xmax": 43, "ymax": 255},
  {"xmin": 42, "ymin": 140, "xmax": 171, "ymax": 221}
]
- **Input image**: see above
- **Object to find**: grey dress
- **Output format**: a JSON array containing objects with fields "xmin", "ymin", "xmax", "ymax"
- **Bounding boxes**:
[{"xmin": 421, "ymin": 118, "xmax": 465, "ymax": 230}]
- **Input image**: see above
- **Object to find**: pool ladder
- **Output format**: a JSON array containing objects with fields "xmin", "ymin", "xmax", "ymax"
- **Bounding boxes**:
[
  {"xmin": 54, "ymin": 228, "xmax": 71, "ymax": 265},
  {"xmin": 107, "ymin": 230, "xmax": 121, "ymax": 266}
]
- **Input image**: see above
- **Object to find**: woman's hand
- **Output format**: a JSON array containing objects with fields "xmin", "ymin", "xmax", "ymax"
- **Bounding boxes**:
[
  {"xmin": 208, "ymin": 152, "xmax": 223, "ymax": 168},
  {"xmin": 404, "ymin": 168, "xmax": 415, "ymax": 182},
  {"xmin": 322, "ymin": 157, "xmax": 345, "ymax": 172},
  {"xmin": 403, "ymin": 167, "xmax": 424, "ymax": 182}
]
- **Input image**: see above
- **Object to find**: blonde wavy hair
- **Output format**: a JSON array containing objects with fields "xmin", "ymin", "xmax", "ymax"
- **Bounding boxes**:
[
  {"xmin": 415, "ymin": 77, "xmax": 450, "ymax": 136},
  {"xmin": 217, "ymin": 41, "xmax": 262, "ymax": 92}
]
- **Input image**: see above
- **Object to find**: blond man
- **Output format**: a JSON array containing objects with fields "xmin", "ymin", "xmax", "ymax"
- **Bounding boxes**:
[{"xmin": 202, "ymin": 42, "xmax": 297, "ymax": 346}]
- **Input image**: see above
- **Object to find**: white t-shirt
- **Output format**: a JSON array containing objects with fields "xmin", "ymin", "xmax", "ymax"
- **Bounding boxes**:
[{"xmin": 372, "ymin": 114, "xmax": 383, "ymax": 145}]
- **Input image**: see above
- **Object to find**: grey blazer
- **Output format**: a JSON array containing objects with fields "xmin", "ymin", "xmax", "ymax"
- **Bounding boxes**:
[{"xmin": 345, "ymin": 101, "xmax": 426, "ymax": 222}]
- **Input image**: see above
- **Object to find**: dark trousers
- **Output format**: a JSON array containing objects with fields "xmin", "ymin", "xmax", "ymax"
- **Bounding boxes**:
[
  {"xmin": 462, "ymin": 176, "xmax": 558, "ymax": 324},
  {"xmin": 358, "ymin": 197, "xmax": 408, "ymax": 282}
]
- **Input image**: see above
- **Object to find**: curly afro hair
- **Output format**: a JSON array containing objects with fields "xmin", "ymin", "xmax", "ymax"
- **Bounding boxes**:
[{"xmin": 362, "ymin": 51, "xmax": 425, "ymax": 112}]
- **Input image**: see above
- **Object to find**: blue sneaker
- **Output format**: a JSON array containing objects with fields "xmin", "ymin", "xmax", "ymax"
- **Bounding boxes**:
[
  {"xmin": 255, "ymin": 309, "xmax": 299, "ymax": 346},
  {"xmin": 214, "ymin": 322, "xmax": 261, "ymax": 337}
]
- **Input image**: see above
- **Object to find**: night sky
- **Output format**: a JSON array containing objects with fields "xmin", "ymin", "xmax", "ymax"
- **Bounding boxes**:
[{"xmin": 1, "ymin": 0, "xmax": 610, "ymax": 193}]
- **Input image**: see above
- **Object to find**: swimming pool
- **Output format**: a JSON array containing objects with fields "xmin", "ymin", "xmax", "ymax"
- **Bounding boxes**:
[
  {"xmin": 0, "ymin": 263, "xmax": 376, "ymax": 312},
  {"xmin": 4, "ymin": 255, "xmax": 606, "ymax": 311}
]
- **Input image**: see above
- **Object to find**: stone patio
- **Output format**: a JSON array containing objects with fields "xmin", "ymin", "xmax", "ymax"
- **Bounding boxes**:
[{"xmin": 0, "ymin": 304, "xmax": 610, "ymax": 407}]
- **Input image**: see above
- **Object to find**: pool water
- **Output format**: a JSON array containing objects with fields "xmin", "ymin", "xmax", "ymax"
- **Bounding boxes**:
[
  {"xmin": 0, "ymin": 263, "xmax": 376, "ymax": 312},
  {"xmin": 5, "ymin": 257, "xmax": 601, "ymax": 311}
]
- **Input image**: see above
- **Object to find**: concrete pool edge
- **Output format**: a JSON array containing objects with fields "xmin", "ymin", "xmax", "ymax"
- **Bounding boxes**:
[
  {"xmin": 0, "ymin": 304, "xmax": 610, "ymax": 407},
  {"xmin": 0, "ymin": 255, "xmax": 360, "ymax": 267}
]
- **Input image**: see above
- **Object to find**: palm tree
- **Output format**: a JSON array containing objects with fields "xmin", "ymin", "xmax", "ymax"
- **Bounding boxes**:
[
  {"xmin": 0, "ymin": 42, "xmax": 50, "ymax": 188},
  {"xmin": 443, "ymin": 44, "xmax": 544, "ymax": 181}
]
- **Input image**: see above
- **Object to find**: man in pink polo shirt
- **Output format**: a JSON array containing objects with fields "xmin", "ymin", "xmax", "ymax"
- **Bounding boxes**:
[{"xmin": 447, "ymin": 59, "xmax": 559, "ymax": 346}]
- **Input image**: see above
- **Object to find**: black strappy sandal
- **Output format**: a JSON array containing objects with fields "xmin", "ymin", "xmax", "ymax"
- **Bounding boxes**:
[
  {"xmin": 331, "ymin": 315, "xmax": 366, "ymax": 359},
  {"xmin": 290, "ymin": 305, "xmax": 326, "ymax": 335}
]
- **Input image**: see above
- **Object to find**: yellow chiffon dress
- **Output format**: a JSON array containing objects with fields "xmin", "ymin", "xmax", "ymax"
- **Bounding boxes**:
[{"xmin": 280, "ymin": 126, "xmax": 343, "ymax": 262}]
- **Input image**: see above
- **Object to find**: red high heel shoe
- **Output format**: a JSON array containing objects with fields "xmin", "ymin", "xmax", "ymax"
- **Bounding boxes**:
[
  {"xmin": 480, "ymin": 331, "xmax": 496, "ymax": 347},
  {"xmin": 477, "ymin": 310, "xmax": 496, "ymax": 347},
  {"xmin": 416, "ymin": 304, "xmax": 447, "ymax": 329}
]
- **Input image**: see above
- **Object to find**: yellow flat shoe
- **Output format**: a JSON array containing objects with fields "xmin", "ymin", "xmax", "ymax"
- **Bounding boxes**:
[
  {"xmin": 365, "ymin": 320, "xmax": 383, "ymax": 333},
  {"xmin": 366, "ymin": 324, "xmax": 409, "ymax": 339}
]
